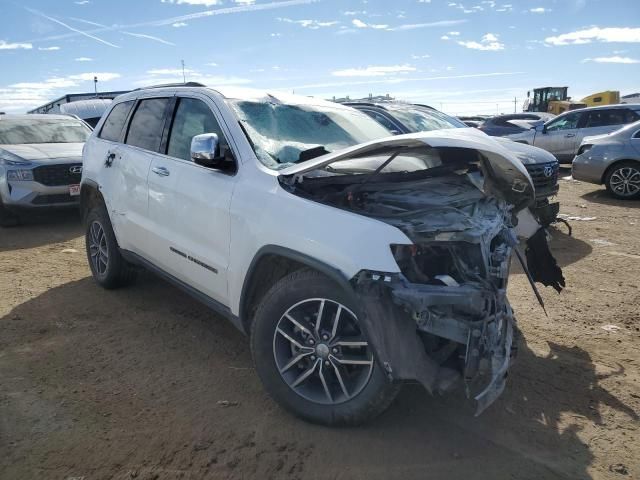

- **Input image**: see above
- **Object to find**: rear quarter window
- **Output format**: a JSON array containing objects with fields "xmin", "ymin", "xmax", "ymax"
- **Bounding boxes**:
[{"xmin": 99, "ymin": 101, "xmax": 134, "ymax": 142}]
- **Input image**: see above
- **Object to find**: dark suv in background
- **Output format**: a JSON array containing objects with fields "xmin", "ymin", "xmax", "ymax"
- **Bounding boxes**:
[{"xmin": 344, "ymin": 101, "xmax": 561, "ymax": 226}]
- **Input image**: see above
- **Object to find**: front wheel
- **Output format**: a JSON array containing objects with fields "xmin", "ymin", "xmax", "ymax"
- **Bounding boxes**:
[
  {"xmin": 250, "ymin": 269, "xmax": 399, "ymax": 426},
  {"xmin": 85, "ymin": 205, "xmax": 137, "ymax": 289},
  {"xmin": 605, "ymin": 161, "xmax": 640, "ymax": 200}
]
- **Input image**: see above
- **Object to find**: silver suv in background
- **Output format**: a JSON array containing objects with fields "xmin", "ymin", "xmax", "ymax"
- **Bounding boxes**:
[
  {"xmin": 508, "ymin": 104, "xmax": 640, "ymax": 163},
  {"xmin": 573, "ymin": 120, "xmax": 640, "ymax": 199},
  {"xmin": 0, "ymin": 114, "xmax": 91, "ymax": 226}
]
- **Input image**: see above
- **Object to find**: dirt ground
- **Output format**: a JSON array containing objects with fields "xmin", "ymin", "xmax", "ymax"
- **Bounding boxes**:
[{"xmin": 1, "ymin": 171, "xmax": 639, "ymax": 480}]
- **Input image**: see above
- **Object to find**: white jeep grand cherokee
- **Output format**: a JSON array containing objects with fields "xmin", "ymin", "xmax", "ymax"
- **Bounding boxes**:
[{"xmin": 81, "ymin": 84, "xmax": 561, "ymax": 425}]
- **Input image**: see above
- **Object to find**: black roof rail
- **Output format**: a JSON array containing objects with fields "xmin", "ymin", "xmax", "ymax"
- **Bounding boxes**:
[{"xmin": 133, "ymin": 82, "xmax": 206, "ymax": 91}]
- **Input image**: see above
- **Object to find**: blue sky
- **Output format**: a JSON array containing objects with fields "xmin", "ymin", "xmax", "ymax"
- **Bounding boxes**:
[{"xmin": 0, "ymin": 0, "xmax": 639, "ymax": 115}]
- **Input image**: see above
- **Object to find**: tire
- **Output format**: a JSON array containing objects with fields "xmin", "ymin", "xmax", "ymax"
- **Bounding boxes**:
[
  {"xmin": 605, "ymin": 161, "xmax": 640, "ymax": 200},
  {"xmin": 85, "ymin": 204, "xmax": 137, "ymax": 289},
  {"xmin": 250, "ymin": 268, "xmax": 400, "ymax": 426},
  {"xmin": 0, "ymin": 202, "xmax": 20, "ymax": 228}
]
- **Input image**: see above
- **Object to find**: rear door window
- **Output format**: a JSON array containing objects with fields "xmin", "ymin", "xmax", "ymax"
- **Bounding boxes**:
[
  {"xmin": 583, "ymin": 109, "xmax": 640, "ymax": 128},
  {"xmin": 99, "ymin": 100, "xmax": 134, "ymax": 142},
  {"xmin": 125, "ymin": 98, "xmax": 170, "ymax": 152}
]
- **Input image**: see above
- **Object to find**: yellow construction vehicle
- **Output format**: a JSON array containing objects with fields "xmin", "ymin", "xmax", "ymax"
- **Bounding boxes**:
[
  {"xmin": 524, "ymin": 87, "xmax": 586, "ymax": 114},
  {"xmin": 581, "ymin": 91, "xmax": 620, "ymax": 107}
]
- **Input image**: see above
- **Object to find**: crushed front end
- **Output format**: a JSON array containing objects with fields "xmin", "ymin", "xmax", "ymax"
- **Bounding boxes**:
[
  {"xmin": 347, "ymin": 175, "xmax": 519, "ymax": 414},
  {"xmin": 279, "ymin": 135, "xmax": 558, "ymax": 414}
]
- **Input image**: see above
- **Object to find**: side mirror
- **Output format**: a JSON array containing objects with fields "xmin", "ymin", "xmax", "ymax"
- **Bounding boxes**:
[{"xmin": 190, "ymin": 133, "xmax": 235, "ymax": 171}]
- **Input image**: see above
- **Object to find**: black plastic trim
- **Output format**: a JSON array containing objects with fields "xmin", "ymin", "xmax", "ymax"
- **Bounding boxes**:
[
  {"xmin": 120, "ymin": 249, "xmax": 243, "ymax": 333},
  {"xmin": 239, "ymin": 245, "xmax": 353, "ymax": 327}
]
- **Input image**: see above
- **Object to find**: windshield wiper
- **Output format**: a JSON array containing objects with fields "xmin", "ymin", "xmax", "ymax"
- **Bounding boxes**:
[{"xmin": 298, "ymin": 146, "xmax": 330, "ymax": 163}]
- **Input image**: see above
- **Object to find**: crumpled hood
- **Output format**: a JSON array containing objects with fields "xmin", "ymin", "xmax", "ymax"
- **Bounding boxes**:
[
  {"xmin": 279, "ymin": 129, "xmax": 535, "ymax": 211},
  {"xmin": 0, "ymin": 143, "xmax": 84, "ymax": 162}
]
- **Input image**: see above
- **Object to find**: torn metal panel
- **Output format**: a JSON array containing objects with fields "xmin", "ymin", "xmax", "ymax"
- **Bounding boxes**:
[{"xmin": 280, "ymin": 137, "xmax": 562, "ymax": 414}]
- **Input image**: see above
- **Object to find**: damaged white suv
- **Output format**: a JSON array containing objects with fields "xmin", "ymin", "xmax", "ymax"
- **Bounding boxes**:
[{"xmin": 81, "ymin": 85, "xmax": 562, "ymax": 425}]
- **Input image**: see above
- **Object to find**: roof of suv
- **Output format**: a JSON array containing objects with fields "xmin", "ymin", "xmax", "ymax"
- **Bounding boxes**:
[
  {"xmin": 342, "ymin": 101, "xmax": 436, "ymax": 110},
  {"xmin": 572, "ymin": 103, "xmax": 640, "ymax": 112},
  {"xmin": 118, "ymin": 85, "xmax": 357, "ymax": 111}
]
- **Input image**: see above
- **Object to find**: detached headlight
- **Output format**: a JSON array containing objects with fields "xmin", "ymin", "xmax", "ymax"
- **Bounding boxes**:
[{"xmin": 7, "ymin": 169, "xmax": 34, "ymax": 181}]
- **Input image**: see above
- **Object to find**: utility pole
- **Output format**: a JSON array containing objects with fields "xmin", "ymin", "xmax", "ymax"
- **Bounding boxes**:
[
  {"xmin": 514, "ymin": 97, "xmax": 517, "ymax": 113},
  {"xmin": 181, "ymin": 60, "xmax": 186, "ymax": 83},
  {"xmin": 94, "ymin": 76, "xmax": 98, "ymax": 97}
]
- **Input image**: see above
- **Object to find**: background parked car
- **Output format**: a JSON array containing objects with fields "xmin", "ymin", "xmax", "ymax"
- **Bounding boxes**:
[
  {"xmin": 479, "ymin": 113, "xmax": 555, "ymax": 137},
  {"xmin": 344, "ymin": 101, "xmax": 561, "ymax": 226},
  {"xmin": 572, "ymin": 120, "xmax": 640, "ymax": 199},
  {"xmin": 457, "ymin": 115, "xmax": 491, "ymax": 128},
  {"xmin": 508, "ymin": 104, "xmax": 640, "ymax": 163},
  {"xmin": 0, "ymin": 114, "xmax": 91, "ymax": 226},
  {"xmin": 59, "ymin": 98, "xmax": 113, "ymax": 128}
]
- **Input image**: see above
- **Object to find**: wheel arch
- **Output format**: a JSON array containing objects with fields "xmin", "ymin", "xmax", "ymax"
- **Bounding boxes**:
[
  {"xmin": 239, "ymin": 245, "xmax": 353, "ymax": 334},
  {"xmin": 80, "ymin": 180, "xmax": 105, "ymax": 222},
  {"xmin": 601, "ymin": 158, "xmax": 640, "ymax": 184}
]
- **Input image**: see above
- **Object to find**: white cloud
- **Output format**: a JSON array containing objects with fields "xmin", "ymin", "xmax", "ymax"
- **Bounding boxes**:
[
  {"xmin": 161, "ymin": 0, "xmax": 222, "ymax": 5},
  {"xmin": 278, "ymin": 17, "xmax": 339, "ymax": 29},
  {"xmin": 26, "ymin": 7, "xmax": 121, "ymax": 48},
  {"xmin": 147, "ymin": 68, "xmax": 194, "ymax": 75},
  {"xmin": 75, "ymin": 57, "xmax": 93, "ymax": 61},
  {"xmin": 172, "ymin": 22, "xmax": 188, "ymax": 27},
  {"xmin": 27, "ymin": 0, "xmax": 318, "ymax": 44},
  {"xmin": 529, "ymin": 7, "xmax": 550, "ymax": 13},
  {"xmin": 270, "ymin": 32, "xmax": 282, "ymax": 37},
  {"xmin": 456, "ymin": 32, "xmax": 504, "ymax": 50},
  {"xmin": 351, "ymin": 18, "xmax": 388, "ymax": 29},
  {"xmin": 0, "ymin": 40, "xmax": 33, "ymax": 50},
  {"xmin": 411, "ymin": 53, "xmax": 430, "ymax": 59},
  {"xmin": 38, "ymin": 46, "xmax": 60, "ymax": 51},
  {"xmin": 448, "ymin": 31, "xmax": 460, "ymax": 36},
  {"xmin": 138, "ymin": 66, "xmax": 250, "ymax": 87},
  {"xmin": 545, "ymin": 27, "xmax": 640, "ymax": 46},
  {"xmin": 582, "ymin": 56, "xmax": 640, "ymax": 64},
  {"xmin": 343, "ymin": 10, "xmax": 366, "ymax": 16},
  {"xmin": 123, "ymin": 31, "xmax": 175, "ymax": 45},
  {"xmin": 332, "ymin": 64, "xmax": 416, "ymax": 77},
  {"xmin": 0, "ymin": 72, "xmax": 121, "ymax": 112},
  {"xmin": 291, "ymin": 71, "xmax": 523, "ymax": 91},
  {"xmin": 386, "ymin": 19, "xmax": 467, "ymax": 31},
  {"xmin": 74, "ymin": 0, "xmax": 90, "ymax": 4}
]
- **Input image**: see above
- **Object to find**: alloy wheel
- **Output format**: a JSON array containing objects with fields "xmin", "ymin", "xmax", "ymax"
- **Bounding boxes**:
[
  {"xmin": 609, "ymin": 166, "xmax": 640, "ymax": 197},
  {"xmin": 89, "ymin": 220, "xmax": 109, "ymax": 275},
  {"xmin": 272, "ymin": 298, "xmax": 374, "ymax": 405}
]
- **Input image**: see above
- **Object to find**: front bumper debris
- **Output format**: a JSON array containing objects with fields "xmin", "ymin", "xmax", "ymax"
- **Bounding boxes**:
[{"xmin": 351, "ymin": 270, "xmax": 517, "ymax": 415}]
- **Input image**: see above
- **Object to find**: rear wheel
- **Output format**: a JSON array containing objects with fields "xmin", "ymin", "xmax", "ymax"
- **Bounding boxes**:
[
  {"xmin": 85, "ymin": 205, "xmax": 137, "ymax": 289},
  {"xmin": 605, "ymin": 161, "xmax": 640, "ymax": 200},
  {"xmin": 250, "ymin": 268, "xmax": 399, "ymax": 426}
]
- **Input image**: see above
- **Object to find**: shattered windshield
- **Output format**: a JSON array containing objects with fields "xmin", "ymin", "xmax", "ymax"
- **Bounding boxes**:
[
  {"xmin": 229, "ymin": 100, "xmax": 391, "ymax": 170},
  {"xmin": 387, "ymin": 106, "xmax": 467, "ymax": 132}
]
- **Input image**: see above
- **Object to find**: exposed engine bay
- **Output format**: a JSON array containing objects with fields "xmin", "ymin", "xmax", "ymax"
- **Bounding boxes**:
[{"xmin": 280, "ymin": 144, "xmax": 564, "ymax": 414}]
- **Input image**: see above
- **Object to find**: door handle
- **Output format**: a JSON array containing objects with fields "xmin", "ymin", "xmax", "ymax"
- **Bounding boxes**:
[
  {"xmin": 104, "ymin": 152, "xmax": 116, "ymax": 168},
  {"xmin": 565, "ymin": 133, "xmax": 576, "ymax": 138},
  {"xmin": 152, "ymin": 166, "xmax": 170, "ymax": 177}
]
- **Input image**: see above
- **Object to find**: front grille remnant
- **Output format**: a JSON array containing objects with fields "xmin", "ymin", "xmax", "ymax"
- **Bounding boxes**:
[
  {"xmin": 524, "ymin": 162, "xmax": 559, "ymax": 196},
  {"xmin": 33, "ymin": 163, "xmax": 82, "ymax": 186}
]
